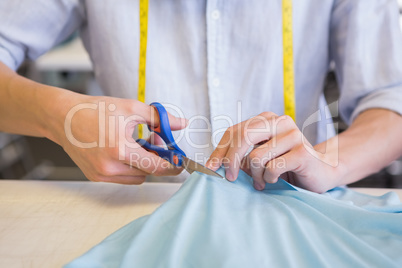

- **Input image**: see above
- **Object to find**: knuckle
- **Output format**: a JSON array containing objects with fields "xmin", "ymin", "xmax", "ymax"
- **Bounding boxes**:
[
  {"xmin": 259, "ymin": 111, "xmax": 275, "ymax": 119},
  {"xmin": 246, "ymin": 116, "xmax": 272, "ymax": 136},
  {"xmin": 294, "ymin": 144, "xmax": 308, "ymax": 158},
  {"xmin": 259, "ymin": 112, "xmax": 270, "ymax": 118},
  {"xmin": 108, "ymin": 147, "xmax": 122, "ymax": 160},
  {"xmin": 97, "ymin": 163, "xmax": 116, "ymax": 177},
  {"xmin": 243, "ymin": 125, "xmax": 267, "ymax": 144},
  {"xmin": 281, "ymin": 114, "xmax": 293, "ymax": 121},
  {"xmin": 249, "ymin": 150, "xmax": 264, "ymax": 164},
  {"xmin": 288, "ymin": 129, "xmax": 301, "ymax": 141},
  {"xmin": 250, "ymin": 116, "xmax": 267, "ymax": 128},
  {"xmin": 117, "ymin": 149, "xmax": 128, "ymax": 162},
  {"xmin": 278, "ymin": 115, "xmax": 295, "ymax": 128}
]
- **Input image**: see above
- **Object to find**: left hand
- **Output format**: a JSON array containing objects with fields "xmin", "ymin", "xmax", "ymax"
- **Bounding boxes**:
[{"xmin": 206, "ymin": 112, "xmax": 339, "ymax": 193}]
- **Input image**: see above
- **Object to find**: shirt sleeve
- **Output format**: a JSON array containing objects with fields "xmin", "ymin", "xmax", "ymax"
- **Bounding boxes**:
[
  {"xmin": 330, "ymin": 0, "xmax": 402, "ymax": 125},
  {"xmin": 0, "ymin": 0, "xmax": 85, "ymax": 70}
]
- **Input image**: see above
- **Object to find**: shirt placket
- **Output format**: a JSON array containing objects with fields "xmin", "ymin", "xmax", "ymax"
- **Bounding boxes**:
[{"xmin": 206, "ymin": 0, "xmax": 223, "ymax": 137}]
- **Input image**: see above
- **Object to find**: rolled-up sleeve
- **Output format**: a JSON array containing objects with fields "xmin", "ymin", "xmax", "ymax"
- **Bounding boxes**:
[
  {"xmin": 0, "ymin": 0, "xmax": 85, "ymax": 70},
  {"xmin": 330, "ymin": 0, "xmax": 402, "ymax": 124}
]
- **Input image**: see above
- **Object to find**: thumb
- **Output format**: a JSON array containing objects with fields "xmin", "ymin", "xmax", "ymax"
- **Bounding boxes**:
[
  {"xmin": 165, "ymin": 113, "xmax": 188, "ymax": 131},
  {"xmin": 134, "ymin": 101, "xmax": 188, "ymax": 131}
]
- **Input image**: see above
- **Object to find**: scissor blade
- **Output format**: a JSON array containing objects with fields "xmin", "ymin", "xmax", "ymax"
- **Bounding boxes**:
[{"xmin": 182, "ymin": 156, "xmax": 224, "ymax": 179}]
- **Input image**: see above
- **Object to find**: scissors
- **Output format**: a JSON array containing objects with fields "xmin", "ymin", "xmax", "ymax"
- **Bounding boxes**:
[{"xmin": 136, "ymin": 102, "xmax": 223, "ymax": 179}]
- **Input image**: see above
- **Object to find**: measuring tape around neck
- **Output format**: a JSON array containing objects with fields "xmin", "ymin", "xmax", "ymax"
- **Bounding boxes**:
[
  {"xmin": 137, "ymin": 0, "xmax": 296, "ymax": 138},
  {"xmin": 282, "ymin": 0, "xmax": 296, "ymax": 121},
  {"xmin": 138, "ymin": 0, "xmax": 149, "ymax": 139}
]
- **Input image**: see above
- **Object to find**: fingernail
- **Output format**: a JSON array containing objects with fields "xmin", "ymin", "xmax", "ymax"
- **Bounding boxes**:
[
  {"xmin": 253, "ymin": 181, "xmax": 264, "ymax": 191},
  {"xmin": 206, "ymin": 161, "xmax": 217, "ymax": 171},
  {"xmin": 226, "ymin": 170, "xmax": 233, "ymax": 181},
  {"xmin": 205, "ymin": 160, "xmax": 211, "ymax": 169},
  {"xmin": 253, "ymin": 181, "xmax": 259, "ymax": 190}
]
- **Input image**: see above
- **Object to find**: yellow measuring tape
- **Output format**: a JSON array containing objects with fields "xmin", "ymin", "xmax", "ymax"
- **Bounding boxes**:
[
  {"xmin": 282, "ymin": 0, "xmax": 296, "ymax": 121},
  {"xmin": 138, "ymin": 0, "xmax": 149, "ymax": 139},
  {"xmin": 138, "ymin": 0, "xmax": 296, "ymax": 136}
]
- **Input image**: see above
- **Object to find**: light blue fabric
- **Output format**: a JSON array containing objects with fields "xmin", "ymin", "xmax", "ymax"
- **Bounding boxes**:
[
  {"xmin": 1, "ymin": 1, "xmax": 402, "ymax": 160},
  {"xmin": 66, "ymin": 169, "xmax": 402, "ymax": 268}
]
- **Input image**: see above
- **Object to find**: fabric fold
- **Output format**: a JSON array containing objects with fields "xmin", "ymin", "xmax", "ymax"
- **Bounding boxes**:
[{"xmin": 66, "ymin": 169, "xmax": 402, "ymax": 268}]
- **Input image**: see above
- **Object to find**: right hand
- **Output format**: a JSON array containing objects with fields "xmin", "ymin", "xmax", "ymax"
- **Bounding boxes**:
[{"xmin": 50, "ymin": 93, "xmax": 188, "ymax": 184}]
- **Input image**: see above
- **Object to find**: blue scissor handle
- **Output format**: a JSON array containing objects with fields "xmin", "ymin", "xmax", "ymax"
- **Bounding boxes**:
[
  {"xmin": 136, "ymin": 139, "xmax": 184, "ymax": 166},
  {"xmin": 136, "ymin": 102, "xmax": 186, "ymax": 167}
]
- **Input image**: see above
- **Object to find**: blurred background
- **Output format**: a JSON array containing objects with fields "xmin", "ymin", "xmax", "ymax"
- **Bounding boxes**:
[{"xmin": 1, "ymin": 5, "xmax": 402, "ymax": 188}]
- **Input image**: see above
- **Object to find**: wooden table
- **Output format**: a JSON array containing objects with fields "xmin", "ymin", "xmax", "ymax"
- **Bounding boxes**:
[
  {"xmin": 0, "ymin": 180, "xmax": 401, "ymax": 268},
  {"xmin": 0, "ymin": 180, "xmax": 181, "ymax": 268}
]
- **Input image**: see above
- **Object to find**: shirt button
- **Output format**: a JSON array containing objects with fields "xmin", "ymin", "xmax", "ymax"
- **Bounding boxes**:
[
  {"xmin": 211, "ymin": 10, "xmax": 220, "ymax": 20},
  {"xmin": 212, "ymin": 78, "xmax": 220, "ymax": 87}
]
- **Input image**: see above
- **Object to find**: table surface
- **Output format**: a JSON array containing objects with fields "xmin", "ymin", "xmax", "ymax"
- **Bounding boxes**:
[{"xmin": 0, "ymin": 180, "xmax": 401, "ymax": 268}]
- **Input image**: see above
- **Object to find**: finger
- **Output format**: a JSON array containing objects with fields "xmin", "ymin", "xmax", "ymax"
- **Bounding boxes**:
[
  {"xmin": 245, "ymin": 114, "xmax": 298, "ymax": 145},
  {"xmin": 123, "ymin": 146, "xmax": 183, "ymax": 176},
  {"xmin": 240, "ymin": 157, "xmax": 252, "ymax": 177},
  {"xmin": 243, "ymin": 154, "xmax": 265, "ymax": 191},
  {"xmin": 118, "ymin": 123, "xmax": 184, "ymax": 176},
  {"xmin": 249, "ymin": 130, "xmax": 301, "ymax": 188},
  {"xmin": 243, "ymin": 114, "xmax": 299, "ymax": 190},
  {"xmin": 224, "ymin": 144, "xmax": 253, "ymax": 181},
  {"xmin": 205, "ymin": 128, "xmax": 232, "ymax": 171},
  {"xmin": 117, "ymin": 163, "xmax": 151, "ymax": 176},
  {"xmin": 240, "ymin": 142, "xmax": 268, "ymax": 181},
  {"xmin": 206, "ymin": 114, "xmax": 275, "ymax": 173},
  {"xmin": 208, "ymin": 113, "xmax": 295, "ymax": 178},
  {"xmin": 84, "ymin": 166, "xmax": 148, "ymax": 184},
  {"xmin": 98, "ymin": 175, "xmax": 148, "ymax": 185},
  {"xmin": 224, "ymin": 115, "xmax": 276, "ymax": 181},
  {"xmin": 263, "ymin": 149, "xmax": 301, "ymax": 184},
  {"xmin": 133, "ymin": 101, "xmax": 188, "ymax": 130}
]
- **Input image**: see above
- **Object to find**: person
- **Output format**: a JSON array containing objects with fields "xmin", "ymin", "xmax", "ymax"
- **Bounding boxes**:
[{"xmin": 0, "ymin": 0, "xmax": 401, "ymax": 193}]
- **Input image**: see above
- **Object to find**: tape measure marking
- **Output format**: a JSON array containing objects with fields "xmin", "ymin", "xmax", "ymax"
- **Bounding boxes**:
[
  {"xmin": 138, "ymin": 0, "xmax": 149, "ymax": 138},
  {"xmin": 138, "ymin": 0, "xmax": 296, "ymax": 135},
  {"xmin": 282, "ymin": 0, "xmax": 296, "ymax": 121}
]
